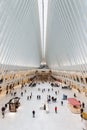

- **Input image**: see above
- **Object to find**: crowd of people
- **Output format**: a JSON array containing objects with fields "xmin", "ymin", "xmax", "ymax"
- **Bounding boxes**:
[
  {"xmin": 1, "ymin": 82, "xmax": 62, "ymax": 118},
  {"xmin": 0, "ymin": 81, "xmax": 86, "ymax": 122}
]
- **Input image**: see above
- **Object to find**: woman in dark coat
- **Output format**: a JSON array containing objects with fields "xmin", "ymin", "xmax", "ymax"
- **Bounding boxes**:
[
  {"xmin": 1, "ymin": 107, "xmax": 5, "ymax": 118},
  {"xmin": 32, "ymin": 110, "xmax": 35, "ymax": 118}
]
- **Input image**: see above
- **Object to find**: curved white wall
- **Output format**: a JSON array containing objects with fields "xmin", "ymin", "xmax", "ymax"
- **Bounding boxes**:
[
  {"xmin": 0, "ymin": 0, "xmax": 42, "ymax": 67},
  {"xmin": 46, "ymin": 0, "xmax": 87, "ymax": 71}
]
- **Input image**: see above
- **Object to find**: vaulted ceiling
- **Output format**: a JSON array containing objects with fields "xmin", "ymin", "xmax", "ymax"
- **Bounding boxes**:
[
  {"xmin": 0, "ymin": 0, "xmax": 87, "ymax": 71},
  {"xmin": 46, "ymin": 0, "xmax": 87, "ymax": 71},
  {"xmin": 0, "ymin": 0, "xmax": 42, "ymax": 68}
]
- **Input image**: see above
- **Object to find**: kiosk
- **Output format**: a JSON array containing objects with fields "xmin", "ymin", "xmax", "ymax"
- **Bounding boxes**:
[
  {"xmin": 67, "ymin": 98, "xmax": 81, "ymax": 114},
  {"xmin": 9, "ymin": 97, "xmax": 20, "ymax": 112}
]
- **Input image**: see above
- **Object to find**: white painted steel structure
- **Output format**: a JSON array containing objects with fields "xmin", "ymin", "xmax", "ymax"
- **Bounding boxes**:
[{"xmin": 0, "ymin": 0, "xmax": 87, "ymax": 72}]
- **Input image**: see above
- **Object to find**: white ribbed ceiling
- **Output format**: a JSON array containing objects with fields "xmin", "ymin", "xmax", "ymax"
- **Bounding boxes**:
[
  {"xmin": 0, "ymin": 0, "xmax": 87, "ymax": 71},
  {"xmin": 0, "ymin": 0, "xmax": 42, "ymax": 67},
  {"xmin": 46, "ymin": 0, "xmax": 87, "ymax": 71}
]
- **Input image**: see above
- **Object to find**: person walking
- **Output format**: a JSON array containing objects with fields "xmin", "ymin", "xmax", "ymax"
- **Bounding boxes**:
[
  {"xmin": 82, "ymin": 102, "xmax": 85, "ymax": 108},
  {"xmin": 1, "ymin": 107, "xmax": 5, "ymax": 118},
  {"xmin": 55, "ymin": 106, "xmax": 57, "ymax": 113},
  {"xmin": 44, "ymin": 104, "xmax": 46, "ymax": 110},
  {"xmin": 27, "ymin": 96, "xmax": 29, "ymax": 100},
  {"xmin": 61, "ymin": 101, "xmax": 63, "ymax": 106},
  {"xmin": 32, "ymin": 110, "xmax": 35, "ymax": 118}
]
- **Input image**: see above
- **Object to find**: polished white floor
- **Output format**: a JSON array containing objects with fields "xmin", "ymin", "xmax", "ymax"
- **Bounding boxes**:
[{"xmin": 0, "ymin": 82, "xmax": 86, "ymax": 130}]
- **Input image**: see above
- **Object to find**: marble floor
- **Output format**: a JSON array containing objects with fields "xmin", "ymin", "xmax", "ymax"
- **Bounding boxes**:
[{"xmin": 0, "ymin": 82, "xmax": 86, "ymax": 130}]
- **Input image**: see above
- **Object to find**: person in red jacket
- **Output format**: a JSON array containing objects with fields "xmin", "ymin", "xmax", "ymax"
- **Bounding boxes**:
[{"xmin": 55, "ymin": 106, "xmax": 57, "ymax": 113}]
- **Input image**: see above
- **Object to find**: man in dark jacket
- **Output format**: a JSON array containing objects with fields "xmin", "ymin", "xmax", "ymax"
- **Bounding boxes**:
[{"xmin": 32, "ymin": 110, "xmax": 35, "ymax": 118}]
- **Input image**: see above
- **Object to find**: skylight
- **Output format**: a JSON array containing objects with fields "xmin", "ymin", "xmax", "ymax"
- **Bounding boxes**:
[{"xmin": 38, "ymin": 0, "xmax": 48, "ymax": 59}]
